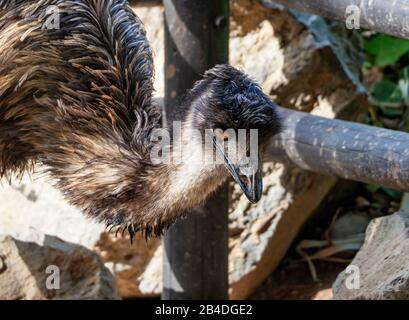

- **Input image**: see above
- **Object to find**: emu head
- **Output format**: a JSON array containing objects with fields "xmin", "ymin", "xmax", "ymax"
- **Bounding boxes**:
[{"xmin": 184, "ymin": 65, "xmax": 281, "ymax": 203}]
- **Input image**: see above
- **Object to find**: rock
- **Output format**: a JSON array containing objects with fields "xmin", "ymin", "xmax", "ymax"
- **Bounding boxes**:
[
  {"xmin": 313, "ymin": 289, "xmax": 333, "ymax": 300},
  {"xmin": 225, "ymin": 0, "xmax": 363, "ymax": 299},
  {"xmin": 94, "ymin": 232, "xmax": 160, "ymax": 298},
  {"xmin": 132, "ymin": 5, "xmax": 164, "ymax": 98},
  {"xmin": 333, "ymin": 211, "xmax": 409, "ymax": 300},
  {"xmin": 330, "ymin": 212, "xmax": 371, "ymax": 240},
  {"xmin": 0, "ymin": 172, "xmax": 160, "ymax": 299},
  {"xmin": 0, "ymin": 230, "xmax": 119, "ymax": 300},
  {"xmin": 138, "ymin": 245, "xmax": 162, "ymax": 295},
  {"xmin": 228, "ymin": 167, "xmax": 338, "ymax": 299},
  {"xmin": 0, "ymin": 174, "xmax": 105, "ymax": 248}
]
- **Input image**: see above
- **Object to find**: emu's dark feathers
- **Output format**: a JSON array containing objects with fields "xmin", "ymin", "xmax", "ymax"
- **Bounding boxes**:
[
  {"xmin": 0, "ymin": 0, "xmax": 163, "ymax": 238},
  {"xmin": 0, "ymin": 0, "xmax": 282, "ymax": 239}
]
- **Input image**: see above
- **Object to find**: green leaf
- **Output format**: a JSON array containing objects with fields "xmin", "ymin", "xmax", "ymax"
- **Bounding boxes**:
[
  {"xmin": 365, "ymin": 35, "xmax": 409, "ymax": 67},
  {"xmin": 381, "ymin": 108, "xmax": 403, "ymax": 117},
  {"xmin": 372, "ymin": 79, "xmax": 402, "ymax": 103},
  {"xmin": 365, "ymin": 184, "xmax": 380, "ymax": 193},
  {"xmin": 381, "ymin": 188, "xmax": 402, "ymax": 201}
]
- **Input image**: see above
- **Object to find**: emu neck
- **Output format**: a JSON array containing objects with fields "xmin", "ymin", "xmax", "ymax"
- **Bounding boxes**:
[{"xmin": 153, "ymin": 118, "xmax": 228, "ymax": 217}]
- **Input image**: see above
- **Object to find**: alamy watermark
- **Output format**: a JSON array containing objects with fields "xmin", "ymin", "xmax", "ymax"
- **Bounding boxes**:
[
  {"xmin": 345, "ymin": 265, "xmax": 360, "ymax": 290},
  {"xmin": 345, "ymin": 5, "xmax": 361, "ymax": 30},
  {"xmin": 43, "ymin": 6, "xmax": 60, "ymax": 30},
  {"xmin": 45, "ymin": 265, "xmax": 60, "ymax": 290},
  {"xmin": 149, "ymin": 121, "xmax": 260, "ymax": 175}
]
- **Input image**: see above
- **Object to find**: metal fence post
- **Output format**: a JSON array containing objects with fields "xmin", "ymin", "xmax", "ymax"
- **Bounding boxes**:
[{"xmin": 162, "ymin": 0, "xmax": 230, "ymax": 300}]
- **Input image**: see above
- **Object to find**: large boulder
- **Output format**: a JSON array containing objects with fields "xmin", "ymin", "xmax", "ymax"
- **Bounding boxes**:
[
  {"xmin": 0, "ymin": 172, "xmax": 160, "ymax": 298},
  {"xmin": 0, "ymin": 231, "xmax": 118, "ymax": 300},
  {"xmin": 333, "ymin": 211, "xmax": 409, "ymax": 300}
]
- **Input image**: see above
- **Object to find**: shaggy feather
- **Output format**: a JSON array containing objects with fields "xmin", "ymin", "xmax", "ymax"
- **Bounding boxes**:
[
  {"xmin": 0, "ymin": 0, "xmax": 281, "ymax": 239},
  {"xmin": 0, "ymin": 0, "xmax": 165, "ymax": 237}
]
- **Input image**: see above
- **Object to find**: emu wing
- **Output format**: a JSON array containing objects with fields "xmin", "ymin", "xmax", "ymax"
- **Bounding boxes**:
[
  {"xmin": 0, "ymin": 0, "xmax": 166, "ymax": 235},
  {"xmin": 0, "ymin": 0, "xmax": 161, "ymax": 177}
]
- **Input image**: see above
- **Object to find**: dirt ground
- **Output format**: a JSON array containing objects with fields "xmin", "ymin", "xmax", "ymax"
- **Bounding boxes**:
[{"xmin": 250, "ymin": 260, "xmax": 347, "ymax": 300}]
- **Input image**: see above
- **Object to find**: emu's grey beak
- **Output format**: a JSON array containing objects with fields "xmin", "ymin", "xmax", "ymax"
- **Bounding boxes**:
[{"xmin": 213, "ymin": 138, "xmax": 263, "ymax": 203}]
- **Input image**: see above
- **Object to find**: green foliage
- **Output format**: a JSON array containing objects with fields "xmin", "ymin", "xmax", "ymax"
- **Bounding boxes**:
[
  {"xmin": 365, "ymin": 35, "xmax": 409, "ymax": 67},
  {"xmin": 372, "ymin": 79, "xmax": 402, "ymax": 103},
  {"xmin": 365, "ymin": 184, "xmax": 380, "ymax": 193},
  {"xmin": 364, "ymin": 184, "xmax": 402, "ymax": 208},
  {"xmin": 367, "ymin": 46, "xmax": 409, "ymax": 130},
  {"xmin": 363, "ymin": 34, "xmax": 409, "ymax": 206},
  {"xmin": 382, "ymin": 188, "xmax": 402, "ymax": 201}
]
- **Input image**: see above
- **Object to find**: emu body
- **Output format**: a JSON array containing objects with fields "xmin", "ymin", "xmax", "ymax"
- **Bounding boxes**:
[{"xmin": 0, "ymin": 0, "xmax": 281, "ymax": 239}]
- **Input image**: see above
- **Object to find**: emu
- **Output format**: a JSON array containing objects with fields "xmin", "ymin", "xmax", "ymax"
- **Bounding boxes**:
[{"xmin": 0, "ymin": 0, "xmax": 281, "ymax": 240}]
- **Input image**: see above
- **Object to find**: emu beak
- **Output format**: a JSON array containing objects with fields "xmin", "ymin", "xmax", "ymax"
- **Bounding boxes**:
[{"xmin": 213, "ymin": 138, "xmax": 263, "ymax": 203}]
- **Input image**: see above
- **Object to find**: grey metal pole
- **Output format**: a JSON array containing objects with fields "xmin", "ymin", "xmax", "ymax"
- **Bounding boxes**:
[
  {"xmin": 130, "ymin": 0, "xmax": 409, "ymax": 40},
  {"xmin": 264, "ymin": 0, "xmax": 409, "ymax": 40},
  {"xmin": 162, "ymin": 0, "xmax": 230, "ymax": 300},
  {"xmin": 267, "ymin": 106, "xmax": 409, "ymax": 192}
]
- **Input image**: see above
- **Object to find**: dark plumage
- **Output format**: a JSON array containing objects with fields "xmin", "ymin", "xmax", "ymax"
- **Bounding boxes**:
[{"xmin": 0, "ymin": 0, "xmax": 281, "ymax": 240}]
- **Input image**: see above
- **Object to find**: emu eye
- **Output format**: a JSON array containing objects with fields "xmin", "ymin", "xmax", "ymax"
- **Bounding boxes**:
[{"xmin": 213, "ymin": 128, "xmax": 229, "ymax": 141}]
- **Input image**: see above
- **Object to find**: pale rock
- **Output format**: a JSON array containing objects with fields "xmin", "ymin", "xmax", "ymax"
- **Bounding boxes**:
[
  {"xmin": 0, "ymin": 230, "xmax": 118, "ymax": 300},
  {"xmin": 333, "ymin": 211, "xmax": 409, "ymax": 300},
  {"xmin": 0, "ymin": 174, "xmax": 104, "ymax": 247},
  {"xmin": 138, "ymin": 245, "xmax": 163, "ymax": 295}
]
